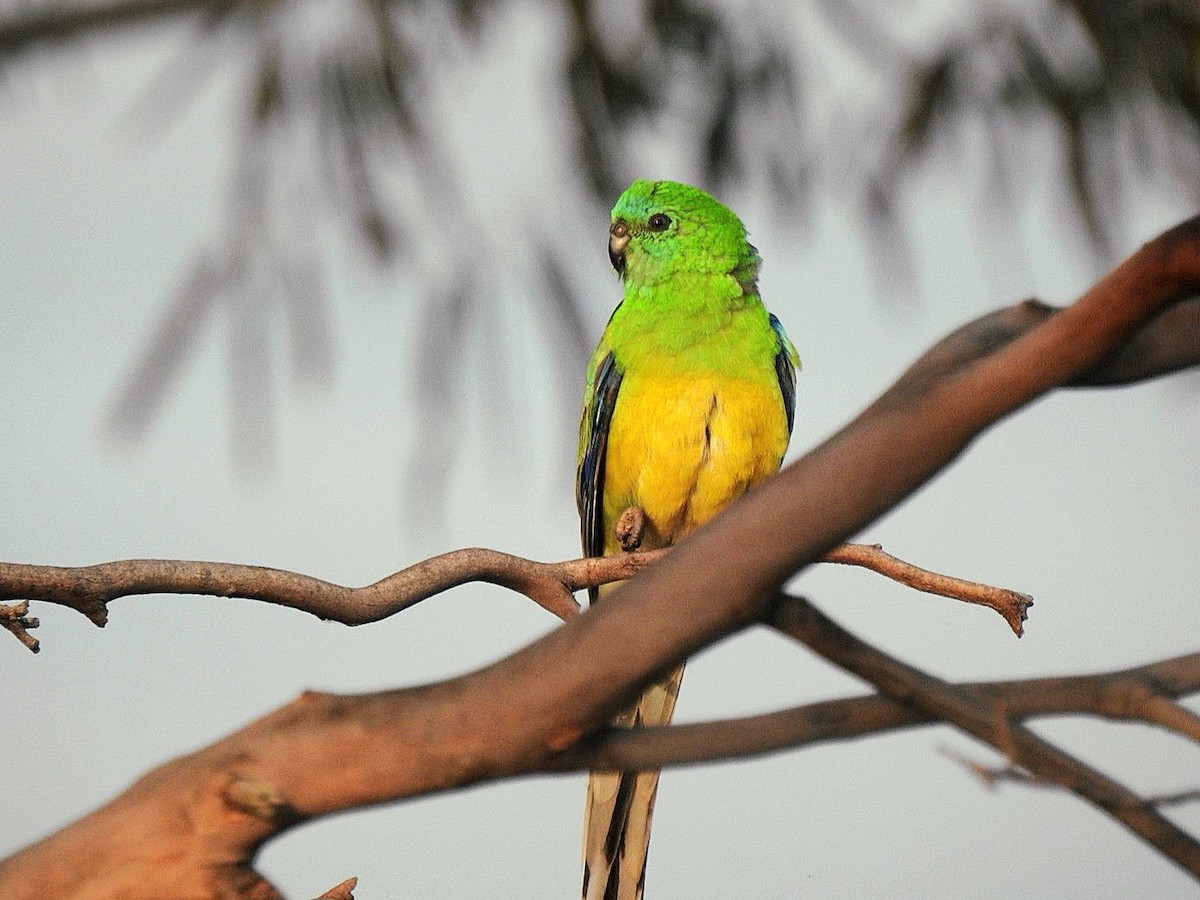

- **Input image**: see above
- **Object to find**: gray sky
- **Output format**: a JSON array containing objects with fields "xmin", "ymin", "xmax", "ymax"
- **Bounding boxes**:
[{"xmin": 2, "ymin": 9, "xmax": 1199, "ymax": 899}]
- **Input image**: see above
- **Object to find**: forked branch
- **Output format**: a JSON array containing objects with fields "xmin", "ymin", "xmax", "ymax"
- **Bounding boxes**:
[{"xmin": 770, "ymin": 596, "xmax": 1200, "ymax": 874}]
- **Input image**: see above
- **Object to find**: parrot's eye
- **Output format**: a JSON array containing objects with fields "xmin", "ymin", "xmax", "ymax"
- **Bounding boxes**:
[{"xmin": 647, "ymin": 213, "xmax": 671, "ymax": 232}]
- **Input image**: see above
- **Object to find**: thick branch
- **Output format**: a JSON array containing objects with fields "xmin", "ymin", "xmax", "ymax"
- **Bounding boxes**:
[
  {"xmin": 911, "ymin": 293, "xmax": 1200, "ymax": 390},
  {"xmin": 2, "ymin": 215, "xmax": 1198, "ymax": 898},
  {"xmin": 1067, "ymin": 293, "xmax": 1200, "ymax": 384}
]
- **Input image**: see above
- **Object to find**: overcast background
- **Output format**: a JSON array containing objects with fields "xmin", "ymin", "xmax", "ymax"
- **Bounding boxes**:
[{"xmin": 3, "ymin": 4, "xmax": 1200, "ymax": 898}]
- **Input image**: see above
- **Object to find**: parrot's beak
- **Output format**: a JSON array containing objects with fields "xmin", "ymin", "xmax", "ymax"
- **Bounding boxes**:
[{"xmin": 609, "ymin": 221, "xmax": 630, "ymax": 275}]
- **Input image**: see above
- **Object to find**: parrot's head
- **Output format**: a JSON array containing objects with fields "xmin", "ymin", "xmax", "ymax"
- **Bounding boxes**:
[{"xmin": 608, "ymin": 179, "xmax": 759, "ymax": 292}]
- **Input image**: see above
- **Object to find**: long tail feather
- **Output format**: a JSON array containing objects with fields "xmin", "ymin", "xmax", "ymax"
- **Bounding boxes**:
[{"xmin": 583, "ymin": 663, "xmax": 686, "ymax": 900}]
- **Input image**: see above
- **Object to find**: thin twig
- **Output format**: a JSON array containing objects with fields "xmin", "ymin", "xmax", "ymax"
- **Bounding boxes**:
[
  {"xmin": 1148, "ymin": 789, "xmax": 1200, "ymax": 809},
  {"xmin": 939, "ymin": 749, "xmax": 1200, "ymax": 811},
  {"xmin": 822, "ymin": 542, "xmax": 1032, "ymax": 635},
  {"xmin": 938, "ymin": 745, "xmax": 1042, "ymax": 791}
]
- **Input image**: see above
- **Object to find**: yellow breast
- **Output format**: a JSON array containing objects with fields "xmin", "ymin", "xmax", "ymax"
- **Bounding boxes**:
[{"xmin": 602, "ymin": 369, "xmax": 789, "ymax": 552}]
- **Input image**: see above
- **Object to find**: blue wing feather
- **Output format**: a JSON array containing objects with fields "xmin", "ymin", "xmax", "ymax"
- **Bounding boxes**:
[
  {"xmin": 577, "ymin": 352, "xmax": 623, "ymax": 596},
  {"xmin": 769, "ymin": 313, "xmax": 797, "ymax": 435}
]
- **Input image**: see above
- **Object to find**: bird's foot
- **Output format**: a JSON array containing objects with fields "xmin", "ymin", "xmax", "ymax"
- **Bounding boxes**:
[{"xmin": 615, "ymin": 506, "xmax": 646, "ymax": 552}]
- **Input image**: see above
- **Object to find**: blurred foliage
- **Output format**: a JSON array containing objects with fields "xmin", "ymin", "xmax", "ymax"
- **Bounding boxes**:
[
  {"xmin": 877, "ymin": 0, "xmax": 1200, "ymax": 250},
  {"xmin": 2, "ymin": 0, "xmax": 1198, "ymax": 477}
]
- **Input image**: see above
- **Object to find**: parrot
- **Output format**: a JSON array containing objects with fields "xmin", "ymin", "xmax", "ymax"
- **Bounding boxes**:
[{"xmin": 576, "ymin": 179, "xmax": 799, "ymax": 900}]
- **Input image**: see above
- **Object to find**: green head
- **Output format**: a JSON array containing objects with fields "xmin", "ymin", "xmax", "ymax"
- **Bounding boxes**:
[{"xmin": 608, "ymin": 179, "xmax": 759, "ymax": 291}]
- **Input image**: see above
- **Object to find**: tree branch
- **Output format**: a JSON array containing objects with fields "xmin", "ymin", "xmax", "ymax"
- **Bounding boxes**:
[
  {"xmin": 822, "ymin": 542, "xmax": 1032, "ymax": 634},
  {"xmin": 2, "ymin": 214, "xmax": 1198, "ymax": 897},
  {"xmin": 0, "ymin": 550, "xmax": 611, "ymax": 632},
  {"xmin": 916, "ymin": 293, "xmax": 1200, "ymax": 389},
  {"xmin": 770, "ymin": 595, "xmax": 1200, "ymax": 876},
  {"xmin": 550, "ymin": 644, "xmax": 1200, "ymax": 771},
  {"xmin": 0, "ymin": 540, "xmax": 1034, "ymax": 653}
]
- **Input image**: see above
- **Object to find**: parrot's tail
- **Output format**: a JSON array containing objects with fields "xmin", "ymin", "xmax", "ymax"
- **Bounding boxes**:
[{"xmin": 582, "ymin": 663, "xmax": 685, "ymax": 900}]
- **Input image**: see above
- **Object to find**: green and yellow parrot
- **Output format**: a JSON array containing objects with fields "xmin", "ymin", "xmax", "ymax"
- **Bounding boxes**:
[{"xmin": 577, "ymin": 179, "xmax": 799, "ymax": 900}]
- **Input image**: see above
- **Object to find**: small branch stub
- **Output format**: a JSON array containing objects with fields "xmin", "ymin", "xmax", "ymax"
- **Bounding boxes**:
[
  {"xmin": 314, "ymin": 877, "xmax": 358, "ymax": 900},
  {"xmin": 0, "ymin": 601, "xmax": 39, "ymax": 653},
  {"xmin": 224, "ymin": 774, "xmax": 302, "ymax": 826}
]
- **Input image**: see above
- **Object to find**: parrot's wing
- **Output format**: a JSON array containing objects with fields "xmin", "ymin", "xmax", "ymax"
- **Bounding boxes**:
[
  {"xmin": 769, "ymin": 312, "xmax": 798, "ymax": 435},
  {"xmin": 577, "ymin": 351, "xmax": 623, "ymax": 598}
]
